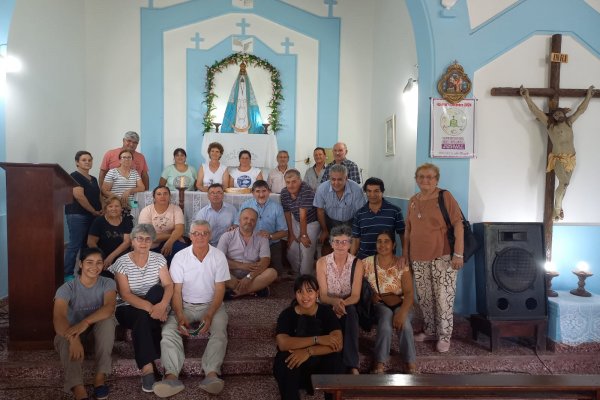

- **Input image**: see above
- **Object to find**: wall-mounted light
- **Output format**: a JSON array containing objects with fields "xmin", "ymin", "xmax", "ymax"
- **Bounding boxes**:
[
  {"xmin": 403, "ymin": 77, "xmax": 418, "ymax": 93},
  {"xmin": 441, "ymin": 0, "xmax": 458, "ymax": 9},
  {"xmin": 0, "ymin": 44, "xmax": 23, "ymax": 74}
]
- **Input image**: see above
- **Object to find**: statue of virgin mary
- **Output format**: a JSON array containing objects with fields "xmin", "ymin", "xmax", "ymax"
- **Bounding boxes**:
[{"xmin": 221, "ymin": 62, "xmax": 263, "ymax": 134}]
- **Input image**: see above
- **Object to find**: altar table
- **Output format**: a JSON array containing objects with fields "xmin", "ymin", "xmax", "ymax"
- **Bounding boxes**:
[
  {"xmin": 132, "ymin": 191, "xmax": 280, "ymax": 231},
  {"xmin": 547, "ymin": 291, "xmax": 600, "ymax": 345}
]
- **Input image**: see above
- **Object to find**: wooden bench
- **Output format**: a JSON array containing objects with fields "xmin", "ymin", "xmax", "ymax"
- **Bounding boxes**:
[{"xmin": 312, "ymin": 374, "xmax": 600, "ymax": 399}]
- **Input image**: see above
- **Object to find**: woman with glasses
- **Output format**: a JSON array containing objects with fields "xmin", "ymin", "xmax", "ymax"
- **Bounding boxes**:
[
  {"xmin": 101, "ymin": 149, "xmax": 145, "ymax": 206},
  {"xmin": 87, "ymin": 196, "xmax": 134, "ymax": 276},
  {"xmin": 159, "ymin": 148, "xmax": 197, "ymax": 191},
  {"xmin": 138, "ymin": 185, "xmax": 186, "ymax": 265},
  {"xmin": 315, "ymin": 224, "xmax": 363, "ymax": 374},
  {"xmin": 363, "ymin": 231, "xmax": 416, "ymax": 374},
  {"xmin": 403, "ymin": 163, "xmax": 464, "ymax": 353},
  {"xmin": 109, "ymin": 224, "xmax": 173, "ymax": 393}
]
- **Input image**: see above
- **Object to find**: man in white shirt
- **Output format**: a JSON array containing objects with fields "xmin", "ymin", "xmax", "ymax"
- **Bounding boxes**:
[{"xmin": 153, "ymin": 220, "xmax": 230, "ymax": 397}]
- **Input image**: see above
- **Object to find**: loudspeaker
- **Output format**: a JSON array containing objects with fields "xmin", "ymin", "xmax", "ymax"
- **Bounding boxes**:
[{"xmin": 473, "ymin": 223, "xmax": 547, "ymax": 320}]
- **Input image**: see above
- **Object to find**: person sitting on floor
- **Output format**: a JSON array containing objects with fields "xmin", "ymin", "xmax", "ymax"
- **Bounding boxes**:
[
  {"xmin": 53, "ymin": 247, "xmax": 117, "ymax": 400},
  {"xmin": 234, "ymin": 180, "xmax": 288, "ymax": 277},
  {"xmin": 217, "ymin": 207, "xmax": 277, "ymax": 298},
  {"xmin": 153, "ymin": 220, "xmax": 230, "ymax": 397},
  {"xmin": 363, "ymin": 230, "xmax": 416, "ymax": 374},
  {"xmin": 108, "ymin": 224, "xmax": 174, "ymax": 393},
  {"xmin": 273, "ymin": 274, "xmax": 343, "ymax": 400}
]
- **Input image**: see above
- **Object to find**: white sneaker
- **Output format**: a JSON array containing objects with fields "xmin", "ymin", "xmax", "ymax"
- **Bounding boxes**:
[
  {"xmin": 436, "ymin": 338, "xmax": 451, "ymax": 353},
  {"xmin": 153, "ymin": 379, "xmax": 185, "ymax": 398},
  {"xmin": 199, "ymin": 376, "xmax": 224, "ymax": 395}
]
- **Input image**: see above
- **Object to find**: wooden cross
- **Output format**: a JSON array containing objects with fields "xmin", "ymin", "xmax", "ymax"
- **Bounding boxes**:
[{"xmin": 491, "ymin": 34, "xmax": 600, "ymax": 261}]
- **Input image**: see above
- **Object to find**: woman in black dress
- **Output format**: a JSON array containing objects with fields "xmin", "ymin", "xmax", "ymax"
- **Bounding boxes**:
[{"xmin": 273, "ymin": 275, "xmax": 343, "ymax": 400}]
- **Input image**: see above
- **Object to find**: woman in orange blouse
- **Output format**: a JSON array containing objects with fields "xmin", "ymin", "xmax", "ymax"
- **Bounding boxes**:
[{"xmin": 363, "ymin": 230, "xmax": 415, "ymax": 374}]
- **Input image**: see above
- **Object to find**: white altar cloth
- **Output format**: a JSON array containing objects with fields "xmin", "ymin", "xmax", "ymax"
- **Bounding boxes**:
[
  {"xmin": 133, "ymin": 191, "xmax": 280, "ymax": 232},
  {"xmin": 201, "ymin": 132, "xmax": 278, "ymax": 169}
]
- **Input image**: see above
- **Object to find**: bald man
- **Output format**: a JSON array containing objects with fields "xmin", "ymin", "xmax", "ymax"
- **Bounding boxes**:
[{"xmin": 321, "ymin": 142, "xmax": 361, "ymax": 184}]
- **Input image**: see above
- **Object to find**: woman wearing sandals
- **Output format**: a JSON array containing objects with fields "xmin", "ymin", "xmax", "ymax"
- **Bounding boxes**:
[
  {"xmin": 53, "ymin": 247, "xmax": 117, "ymax": 400},
  {"xmin": 315, "ymin": 224, "xmax": 363, "ymax": 374},
  {"xmin": 273, "ymin": 275, "xmax": 343, "ymax": 400},
  {"xmin": 363, "ymin": 231, "xmax": 416, "ymax": 374}
]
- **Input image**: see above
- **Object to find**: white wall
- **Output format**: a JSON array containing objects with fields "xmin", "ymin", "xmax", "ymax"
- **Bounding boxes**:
[
  {"xmin": 472, "ymin": 35, "xmax": 600, "ymax": 223},
  {"xmin": 7, "ymin": 0, "xmax": 86, "ymax": 172},
  {"xmin": 368, "ymin": 0, "xmax": 418, "ymax": 198}
]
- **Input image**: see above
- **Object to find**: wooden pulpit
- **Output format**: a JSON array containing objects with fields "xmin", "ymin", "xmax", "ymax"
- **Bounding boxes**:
[{"xmin": 0, "ymin": 163, "xmax": 76, "ymax": 349}]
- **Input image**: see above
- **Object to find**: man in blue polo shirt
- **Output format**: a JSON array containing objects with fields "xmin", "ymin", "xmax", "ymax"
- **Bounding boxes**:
[
  {"xmin": 314, "ymin": 164, "xmax": 365, "ymax": 256},
  {"xmin": 235, "ymin": 180, "xmax": 288, "ymax": 276},
  {"xmin": 351, "ymin": 177, "xmax": 405, "ymax": 259}
]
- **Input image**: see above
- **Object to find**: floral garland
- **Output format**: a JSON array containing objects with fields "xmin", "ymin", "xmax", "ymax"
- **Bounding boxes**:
[{"xmin": 203, "ymin": 53, "xmax": 283, "ymax": 133}]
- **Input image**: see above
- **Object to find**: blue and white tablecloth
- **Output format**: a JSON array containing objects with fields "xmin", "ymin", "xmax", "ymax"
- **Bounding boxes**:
[{"xmin": 548, "ymin": 291, "xmax": 600, "ymax": 345}]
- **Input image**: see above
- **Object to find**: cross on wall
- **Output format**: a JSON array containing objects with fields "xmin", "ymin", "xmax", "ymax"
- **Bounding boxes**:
[
  {"xmin": 190, "ymin": 32, "xmax": 204, "ymax": 50},
  {"xmin": 236, "ymin": 18, "xmax": 250, "ymax": 36},
  {"xmin": 281, "ymin": 37, "xmax": 294, "ymax": 54}
]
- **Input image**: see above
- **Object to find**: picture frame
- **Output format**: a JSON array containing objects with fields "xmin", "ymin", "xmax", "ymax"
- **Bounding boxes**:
[{"xmin": 385, "ymin": 114, "xmax": 396, "ymax": 156}]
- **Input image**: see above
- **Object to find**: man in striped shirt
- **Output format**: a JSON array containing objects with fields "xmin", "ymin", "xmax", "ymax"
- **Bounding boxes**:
[{"xmin": 350, "ymin": 177, "xmax": 405, "ymax": 259}]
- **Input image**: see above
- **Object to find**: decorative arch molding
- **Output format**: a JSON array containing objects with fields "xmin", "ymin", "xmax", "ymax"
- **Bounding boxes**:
[
  {"xmin": 203, "ymin": 53, "xmax": 283, "ymax": 133},
  {"xmin": 140, "ymin": 0, "xmax": 340, "ymax": 184}
]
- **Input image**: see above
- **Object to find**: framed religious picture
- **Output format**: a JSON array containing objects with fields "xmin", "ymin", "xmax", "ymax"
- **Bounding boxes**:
[
  {"xmin": 437, "ymin": 61, "xmax": 472, "ymax": 104},
  {"xmin": 430, "ymin": 98, "xmax": 475, "ymax": 158},
  {"xmin": 385, "ymin": 115, "xmax": 396, "ymax": 156}
]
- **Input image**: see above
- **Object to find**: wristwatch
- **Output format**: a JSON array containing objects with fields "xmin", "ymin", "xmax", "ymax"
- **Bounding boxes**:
[
  {"xmin": 301, "ymin": 234, "xmax": 308, "ymax": 238},
  {"xmin": 268, "ymin": 234, "xmax": 273, "ymax": 240},
  {"xmin": 245, "ymin": 273, "xmax": 253, "ymax": 280}
]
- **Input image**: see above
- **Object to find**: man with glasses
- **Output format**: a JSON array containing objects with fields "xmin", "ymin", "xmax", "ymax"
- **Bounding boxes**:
[
  {"xmin": 314, "ymin": 164, "xmax": 365, "ymax": 256},
  {"xmin": 99, "ymin": 131, "xmax": 150, "ymax": 189},
  {"xmin": 194, "ymin": 183, "xmax": 236, "ymax": 246},
  {"xmin": 153, "ymin": 220, "xmax": 230, "ymax": 397},
  {"xmin": 351, "ymin": 177, "xmax": 405, "ymax": 259},
  {"xmin": 218, "ymin": 207, "xmax": 277, "ymax": 298}
]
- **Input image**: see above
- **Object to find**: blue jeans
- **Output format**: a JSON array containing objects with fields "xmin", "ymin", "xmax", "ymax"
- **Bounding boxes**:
[
  {"xmin": 64, "ymin": 213, "xmax": 94, "ymax": 276},
  {"xmin": 373, "ymin": 303, "xmax": 416, "ymax": 364}
]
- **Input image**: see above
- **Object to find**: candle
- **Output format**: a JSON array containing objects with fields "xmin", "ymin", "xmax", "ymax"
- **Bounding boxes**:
[
  {"xmin": 575, "ymin": 261, "xmax": 590, "ymax": 273},
  {"xmin": 544, "ymin": 261, "xmax": 557, "ymax": 273},
  {"xmin": 178, "ymin": 176, "xmax": 185, "ymax": 189}
]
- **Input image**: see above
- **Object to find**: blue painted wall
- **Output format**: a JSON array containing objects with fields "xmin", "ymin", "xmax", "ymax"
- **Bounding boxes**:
[
  {"xmin": 0, "ymin": 0, "xmax": 16, "ymax": 298},
  {"xmin": 406, "ymin": 0, "xmax": 600, "ymax": 315},
  {"xmin": 140, "ymin": 0, "xmax": 340, "ymax": 184}
]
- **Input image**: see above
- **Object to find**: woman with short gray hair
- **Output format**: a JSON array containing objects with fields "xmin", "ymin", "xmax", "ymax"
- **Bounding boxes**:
[{"xmin": 109, "ymin": 223, "xmax": 174, "ymax": 392}]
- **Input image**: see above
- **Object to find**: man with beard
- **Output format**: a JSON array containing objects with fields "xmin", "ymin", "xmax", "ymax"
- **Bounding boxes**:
[{"xmin": 520, "ymin": 85, "xmax": 595, "ymax": 220}]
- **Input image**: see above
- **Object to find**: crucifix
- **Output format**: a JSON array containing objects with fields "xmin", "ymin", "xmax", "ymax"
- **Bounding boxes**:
[{"xmin": 491, "ymin": 34, "xmax": 599, "ymax": 261}]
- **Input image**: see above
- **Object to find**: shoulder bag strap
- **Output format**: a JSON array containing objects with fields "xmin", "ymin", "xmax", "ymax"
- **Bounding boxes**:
[
  {"xmin": 373, "ymin": 255, "xmax": 382, "ymax": 295},
  {"xmin": 438, "ymin": 189, "xmax": 452, "ymax": 230},
  {"xmin": 349, "ymin": 256, "xmax": 358, "ymax": 284}
]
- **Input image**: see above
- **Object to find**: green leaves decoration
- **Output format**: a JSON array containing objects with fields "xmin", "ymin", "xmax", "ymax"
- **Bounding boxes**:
[{"xmin": 202, "ymin": 53, "xmax": 284, "ymax": 134}]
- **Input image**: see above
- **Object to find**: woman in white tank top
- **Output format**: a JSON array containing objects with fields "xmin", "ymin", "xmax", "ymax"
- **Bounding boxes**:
[
  {"xmin": 196, "ymin": 142, "xmax": 230, "ymax": 191},
  {"xmin": 229, "ymin": 150, "xmax": 263, "ymax": 189}
]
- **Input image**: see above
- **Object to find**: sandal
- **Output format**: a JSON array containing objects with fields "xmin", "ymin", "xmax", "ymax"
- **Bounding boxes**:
[{"xmin": 370, "ymin": 363, "xmax": 385, "ymax": 374}]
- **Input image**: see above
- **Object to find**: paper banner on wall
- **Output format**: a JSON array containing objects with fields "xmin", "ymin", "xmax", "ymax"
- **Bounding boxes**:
[{"xmin": 430, "ymin": 98, "xmax": 475, "ymax": 158}]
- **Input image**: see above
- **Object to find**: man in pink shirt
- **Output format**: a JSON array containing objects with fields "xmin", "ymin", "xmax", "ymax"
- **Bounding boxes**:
[{"xmin": 99, "ymin": 131, "xmax": 150, "ymax": 189}]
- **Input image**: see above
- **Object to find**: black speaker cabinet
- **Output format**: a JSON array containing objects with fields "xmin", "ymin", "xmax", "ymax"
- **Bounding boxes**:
[{"xmin": 473, "ymin": 223, "xmax": 547, "ymax": 320}]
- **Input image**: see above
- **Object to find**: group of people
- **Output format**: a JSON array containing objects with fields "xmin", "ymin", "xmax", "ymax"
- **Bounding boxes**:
[{"xmin": 57, "ymin": 131, "xmax": 466, "ymax": 400}]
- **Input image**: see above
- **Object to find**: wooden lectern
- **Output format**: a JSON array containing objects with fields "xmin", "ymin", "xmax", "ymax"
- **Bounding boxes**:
[{"xmin": 0, "ymin": 163, "xmax": 76, "ymax": 349}]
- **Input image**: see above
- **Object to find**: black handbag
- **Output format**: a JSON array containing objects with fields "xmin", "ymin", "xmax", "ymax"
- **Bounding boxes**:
[
  {"xmin": 349, "ymin": 258, "xmax": 374, "ymax": 332},
  {"xmin": 438, "ymin": 190, "xmax": 479, "ymax": 262}
]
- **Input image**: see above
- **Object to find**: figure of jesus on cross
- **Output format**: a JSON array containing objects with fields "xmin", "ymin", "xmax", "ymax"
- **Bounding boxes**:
[{"xmin": 519, "ymin": 85, "xmax": 595, "ymax": 221}]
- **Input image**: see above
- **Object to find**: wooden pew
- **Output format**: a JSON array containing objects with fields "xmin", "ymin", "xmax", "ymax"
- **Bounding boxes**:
[{"xmin": 312, "ymin": 374, "xmax": 600, "ymax": 399}]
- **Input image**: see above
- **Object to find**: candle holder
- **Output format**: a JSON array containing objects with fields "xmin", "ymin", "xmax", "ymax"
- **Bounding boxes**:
[
  {"xmin": 262, "ymin": 123, "xmax": 270, "ymax": 134},
  {"xmin": 545, "ymin": 271, "xmax": 559, "ymax": 297},
  {"xmin": 570, "ymin": 270, "xmax": 593, "ymax": 297},
  {"xmin": 173, "ymin": 176, "xmax": 191, "ymax": 211},
  {"xmin": 213, "ymin": 122, "xmax": 221, "ymax": 133}
]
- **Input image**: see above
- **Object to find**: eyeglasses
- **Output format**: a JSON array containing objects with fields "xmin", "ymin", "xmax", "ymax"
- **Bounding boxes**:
[
  {"xmin": 190, "ymin": 231, "xmax": 210, "ymax": 237},
  {"xmin": 120, "ymin": 156, "xmax": 133, "ymax": 160},
  {"xmin": 416, "ymin": 175, "xmax": 437, "ymax": 180},
  {"xmin": 134, "ymin": 236, "xmax": 152, "ymax": 243},
  {"xmin": 330, "ymin": 239, "xmax": 351, "ymax": 246}
]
